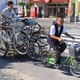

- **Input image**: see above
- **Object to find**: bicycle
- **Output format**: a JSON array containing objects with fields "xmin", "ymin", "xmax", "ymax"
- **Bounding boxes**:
[
  {"xmin": 19, "ymin": 17, "xmax": 48, "ymax": 60},
  {"xmin": 0, "ymin": 17, "xmax": 29, "ymax": 58},
  {"xmin": 40, "ymin": 39, "xmax": 80, "ymax": 77},
  {"xmin": 0, "ymin": 37, "xmax": 8, "ymax": 58},
  {"xmin": 1, "ymin": 14, "xmax": 49, "ymax": 60}
]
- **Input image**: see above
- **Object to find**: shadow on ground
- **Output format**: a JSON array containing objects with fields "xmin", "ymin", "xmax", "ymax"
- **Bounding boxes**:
[
  {"xmin": 34, "ymin": 56, "xmax": 73, "ymax": 77},
  {"xmin": 0, "ymin": 54, "xmax": 36, "ymax": 69},
  {"xmin": 0, "ymin": 55, "xmax": 76, "ymax": 77}
]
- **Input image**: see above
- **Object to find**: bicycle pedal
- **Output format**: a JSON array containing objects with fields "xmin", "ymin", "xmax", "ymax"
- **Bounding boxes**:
[{"xmin": 48, "ymin": 61, "xmax": 55, "ymax": 65}]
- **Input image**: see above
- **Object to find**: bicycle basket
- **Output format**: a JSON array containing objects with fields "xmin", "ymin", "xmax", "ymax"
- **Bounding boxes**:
[{"xmin": 69, "ymin": 44, "xmax": 80, "ymax": 57}]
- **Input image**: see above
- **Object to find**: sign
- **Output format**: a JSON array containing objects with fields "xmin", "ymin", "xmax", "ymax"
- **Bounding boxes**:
[
  {"xmin": 33, "ymin": 0, "xmax": 40, "ymax": 1},
  {"xmin": 52, "ymin": 0, "xmax": 69, "ymax": 3},
  {"xmin": 29, "ymin": 0, "xmax": 44, "ymax": 3},
  {"xmin": 30, "ymin": 6, "xmax": 37, "ymax": 18},
  {"xmin": 75, "ymin": 0, "xmax": 78, "ymax": 16},
  {"xmin": 58, "ymin": 7, "xmax": 60, "ymax": 12},
  {"xmin": 24, "ymin": 6, "xmax": 27, "ymax": 17},
  {"xmin": 18, "ymin": 6, "xmax": 27, "ymax": 17},
  {"xmin": 18, "ymin": 6, "xmax": 22, "ymax": 17},
  {"xmin": 67, "ymin": 2, "xmax": 72, "ymax": 16},
  {"xmin": 69, "ymin": 0, "xmax": 73, "ymax": 3},
  {"xmin": 44, "ymin": 0, "xmax": 50, "ymax": 3}
]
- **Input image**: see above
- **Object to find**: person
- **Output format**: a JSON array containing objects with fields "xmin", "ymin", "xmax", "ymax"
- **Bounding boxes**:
[
  {"xmin": 47, "ymin": 14, "xmax": 74, "ymax": 69},
  {"xmin": 2, "ymin": 1, "xmax": 18, "ymax": 19},
  {"xmin": 0, "ymin": 1, "xmax": 18, "ymax": 26}
]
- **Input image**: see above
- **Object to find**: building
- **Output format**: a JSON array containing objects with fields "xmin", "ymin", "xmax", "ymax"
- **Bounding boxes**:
[{"xmin": 29, "ymin": 0, "xmax": 80, "ymax": 18}]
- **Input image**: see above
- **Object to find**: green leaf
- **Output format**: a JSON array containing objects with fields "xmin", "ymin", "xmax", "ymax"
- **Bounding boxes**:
[{"xmin": 19, "ymin": 2, "xmax": 26, "ymax": 6}]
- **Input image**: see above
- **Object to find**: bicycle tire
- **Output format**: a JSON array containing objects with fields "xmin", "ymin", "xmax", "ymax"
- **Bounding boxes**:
[
  {"xmin": 69, "ymin": 58, "xmax": 80, "ymax": 77},
  {"xmin": 38, "ymin": 36, "xmax": 48, "ymax": 47},
  {"xmin": 41, "ymin": 50, "xmax": 53, "ymax": 67},
  {"xmin": 13, "ymin": 32, "xmax": 29, "ymax": 55},
  {"xmin": 27, "ymin": 41, "xmax": 41, "ymax": 60},
  {"xmin": 0, "ymin": 38, "xmax": 8, "ymax": 58},
  {"xmin": 23, "ymin": 26, "xmax": 31, "ymax": 35},
  {"xmin": 30, "ymin": 23, "xmax": 41, "ymax": 33}
]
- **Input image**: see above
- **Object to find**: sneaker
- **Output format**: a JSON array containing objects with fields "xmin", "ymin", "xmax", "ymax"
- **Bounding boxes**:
[{"xmin": 54, "ymin": 64, "xmax": 62, "ymax": 69}]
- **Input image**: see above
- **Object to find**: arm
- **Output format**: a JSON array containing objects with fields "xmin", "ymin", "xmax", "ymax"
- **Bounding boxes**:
[
  {"xmin": 62, "ymin": 26, "xmax": 74, "ymax": 39},
  {"xmin": 11, "ymin": 10, "xmax": 18, "ymax": 18},
  {"xmin": 50, "ymin": 35, "xmax": 60, "ymax": 40},
  {"xmin": 64, "ymin": 32, "xmax": 74, "ymax": 39},
  {"xmin": 1, "ymin": 8, "xmax": 7, "ymax": 18},
  {"xmin": 50, "ymin": 35, "xmax": 63, "ymax": 42}
]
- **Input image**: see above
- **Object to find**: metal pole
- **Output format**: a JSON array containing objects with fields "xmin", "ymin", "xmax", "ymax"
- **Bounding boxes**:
[
  {"xmin": 74, "ymin": 2, "xmax": 76, "ymax": 26},
  {"xmin": 74, "ymin": 12, "xmax": 76, "ymax": 26}
]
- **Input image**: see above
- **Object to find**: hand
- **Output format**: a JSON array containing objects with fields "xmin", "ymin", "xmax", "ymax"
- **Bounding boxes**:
[
  {"xmin": 72, "ymin": 36, "xmax": 75, "ymax": 39},
  {"xmin": 2, "ymin": 22, "xmax": 6, "ymax": 26},
  {"xmin": 58, "ymin": 38, "xmax": 63, "ymax": 42}
]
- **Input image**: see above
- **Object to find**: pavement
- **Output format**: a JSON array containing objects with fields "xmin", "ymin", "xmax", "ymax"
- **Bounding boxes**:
[
  {"xmin": 0, "ymin": 18, "xmax": 80, "ymax": 80},
  {"xmin": 0, "ymin": 55, "xmax": 80, "ymax": 80},
  {"xmin": 0, "ymin": 55, "xmax": 34, "ymax": 80},
  {"xmin": 0, "ymin": 68, "xmax": 34, "ymax": 80},
  {"xmin": 28, "ymin": 18, "xmax": 80, "ymax": 30}
]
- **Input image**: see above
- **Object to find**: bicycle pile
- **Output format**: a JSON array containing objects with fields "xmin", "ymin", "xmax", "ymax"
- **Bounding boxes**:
[{"xmin": 0, "ymin": 17, "xmax": 48, "ymax": 60}]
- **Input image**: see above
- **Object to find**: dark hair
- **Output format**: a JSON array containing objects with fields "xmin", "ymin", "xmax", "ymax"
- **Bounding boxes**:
[
  {"xmin": 7, "ymin": 1, "xmax": 14, "ymax": 6},
  {"xmin": 57, "ymin": 13, "xmax": 64, "ymax": 18}
]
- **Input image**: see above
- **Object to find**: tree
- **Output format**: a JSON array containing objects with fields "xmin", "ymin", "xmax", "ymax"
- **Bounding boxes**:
[
  {"xmin": 19, "ymin": 2, "xmax": 26, "ymax": 17},
  {"xmin": 26, "ymin": 3, "xmax": 34, "ymax": 9},
  {"xmin": 19, "ymin": 2, "xmax": 26, "ymax": 6}
]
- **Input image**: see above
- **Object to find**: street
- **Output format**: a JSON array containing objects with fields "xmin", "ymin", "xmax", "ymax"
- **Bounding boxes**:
[{"xmin": 0, "ymin": 18, "xmax": 80, "ymax": 80}]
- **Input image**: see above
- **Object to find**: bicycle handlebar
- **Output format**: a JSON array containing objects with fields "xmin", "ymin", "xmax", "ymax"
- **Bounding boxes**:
[{"xmin": 59, "ymin": 38, "xmax": 75, "ymax": 45}]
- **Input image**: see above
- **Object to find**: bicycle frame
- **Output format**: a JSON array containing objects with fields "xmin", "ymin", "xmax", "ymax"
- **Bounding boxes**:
[{"xmin": 44, "ymin": 52, "xmax": 74, "ymax": 65}]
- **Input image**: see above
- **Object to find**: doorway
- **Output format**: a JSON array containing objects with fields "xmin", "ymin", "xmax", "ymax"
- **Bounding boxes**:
[{"xmin": 38, "ymin": 7, "xmax": 43, "ymax": 17}]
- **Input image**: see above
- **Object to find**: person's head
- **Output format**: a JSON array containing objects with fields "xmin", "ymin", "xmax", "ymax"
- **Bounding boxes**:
[
  {"xmin": 56, "ymin": 14, "xmax": 64, "ymax": 27},
  {"xmin": 7, "ymin": 1, "xmax": 14, "ymax": 10}
]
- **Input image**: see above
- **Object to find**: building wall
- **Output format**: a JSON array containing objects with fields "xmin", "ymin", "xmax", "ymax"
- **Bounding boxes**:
[
  {"xmin": 29, "ymin": 0, "xmax": 69, "ymax": 3},
  {"xmin": 34, "ymin": 3, "xmax": 45, "ymax": 15},
  {"xmin": 30, "ymin": 0, "xmax": 45, "ymax": 3},
  {"xmin": 30, "ymin": 0, "xmax": 80, "ymax": 17},
  {"xmin": 0, "ymin": 0, "xmax": 6, "ymax": 12}
]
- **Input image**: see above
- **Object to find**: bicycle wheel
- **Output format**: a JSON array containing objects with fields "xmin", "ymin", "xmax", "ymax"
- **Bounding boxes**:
[
  {"xmin": 38, "ymin": 36, "xmax": 48, "ymax": 48},
  {"xmin": 13, "ymin": 32, "xmax": 29, "ymax": 55},
  {"xmin": 27, "ymin": 41, "xmax": 41, "ymax": 60},
  {"xmin": 0, "ymin": 38, "xmax": 8, "ymax": 58},
  {"xmin": 23, "ymin": 26, "xmax": 31, "ymax": 35},
  {"xmin": 41, "ymin": 50, "xmax": 53, "ymax": 67},
  {"xmin": 30, "ymin": 23, "xmax": 41, "ymax": 33},
  {"xmin": 69, "ymin": 58, "xmax": 80, "ymax": 77}
]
